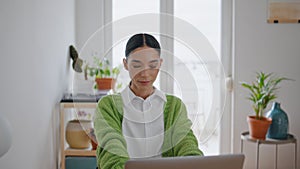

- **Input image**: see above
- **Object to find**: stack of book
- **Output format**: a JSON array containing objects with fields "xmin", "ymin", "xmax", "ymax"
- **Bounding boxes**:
[{"xmin": 61, "ymin": 92, "xmax": 107, "ymax": 103}]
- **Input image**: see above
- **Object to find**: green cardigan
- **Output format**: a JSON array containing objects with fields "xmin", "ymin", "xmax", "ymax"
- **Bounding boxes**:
[{"xmin": 94, "ymin": 94, "xmax": 203, "ymax": 169}]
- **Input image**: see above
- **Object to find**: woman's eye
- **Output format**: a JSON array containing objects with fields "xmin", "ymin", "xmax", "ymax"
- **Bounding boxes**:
[
  {"xmin": 132, "ymin": 65, "xmax": 142, "ymax": 69},
  {"xmin": 149, "ymin": 64, "xmax": 158, "ymax": 69}
]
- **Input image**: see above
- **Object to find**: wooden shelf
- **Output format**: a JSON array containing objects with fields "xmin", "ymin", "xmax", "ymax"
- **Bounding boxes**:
[
  {"xmin": 60, "ymin": 101, "xmax": 99, "ymax": 169},
  {"xmin": 64, "ymin": 149, "xmax": 96, "ymax": 156},
  {"xmin": 268, "ymin": 18, "xmax": 300, "ymax": 24},
  {"xmin": 268, "ymin": 2, "xmax": 300, "ymax": 24},
  {"xmin": 62, "ymin": 102, "xmax": 97, "ymax": 109}
]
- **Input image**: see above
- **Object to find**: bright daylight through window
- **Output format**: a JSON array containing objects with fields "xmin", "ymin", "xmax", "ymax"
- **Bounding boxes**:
[{"xmin": 113, "ymin": 0, "xmax": 222, "ymax": 155}]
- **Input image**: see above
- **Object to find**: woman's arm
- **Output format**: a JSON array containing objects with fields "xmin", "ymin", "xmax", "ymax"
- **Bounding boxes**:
[
  {"xmin": 163, "ymin": 96, "xmax": 204, "ymax": 157},
  {"xmin": 94, "ymin": 95, "xmax": 129, "ymax": 169}
]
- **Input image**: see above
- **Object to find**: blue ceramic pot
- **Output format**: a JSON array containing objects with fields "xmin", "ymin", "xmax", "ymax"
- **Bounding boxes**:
[{"xmin": 267, "ymin": 102, "xmax": 289, "ymax": 139}]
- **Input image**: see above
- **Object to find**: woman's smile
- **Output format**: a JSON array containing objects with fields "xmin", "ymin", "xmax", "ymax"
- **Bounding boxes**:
[{"xmin": 138, "ymin": 80, "xmax": 151, "ymax": 85}]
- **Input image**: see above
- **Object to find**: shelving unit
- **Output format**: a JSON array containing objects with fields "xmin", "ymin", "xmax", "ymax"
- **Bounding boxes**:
[
  {"xmin": 64, "ymin": 149, "xmax": 96, "ymax": 157},
  {"xmin": 268, "ymin": 2, "xmax": 300, "ymax": 23},
  {"xmin": 59, "ymin": 94, "xmax": 103, "ymax": 169}
]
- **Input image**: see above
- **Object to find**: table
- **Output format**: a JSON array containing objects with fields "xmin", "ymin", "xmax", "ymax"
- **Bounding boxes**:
[{"xmin": 240, "ymin": 131, "xmax": 297, "ymax": 169}]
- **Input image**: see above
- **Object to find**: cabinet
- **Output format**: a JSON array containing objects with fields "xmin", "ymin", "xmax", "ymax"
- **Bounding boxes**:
[{"xmin": 59, "ymin": 94, "xmax": 103, "ymax": 169}]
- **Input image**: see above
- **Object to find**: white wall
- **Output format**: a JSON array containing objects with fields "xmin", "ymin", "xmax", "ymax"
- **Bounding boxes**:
[
  {"xmin": 1, "ymin": 0, "xmax": 299, "ymax": 169},
  {"xmin": 0, "ymin": 0, "xmax": 75, "ymax": 169},
  {"xmin": 75, "ymin": 0, "xmax": 101, "ymax": 51},
  {"xmin": 233, "ymin": 1, "xmax": 300, "ymax": 169}
]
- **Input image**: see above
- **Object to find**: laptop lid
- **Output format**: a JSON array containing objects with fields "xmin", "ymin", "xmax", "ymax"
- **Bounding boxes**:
[{"xmin": 125, "ymin": 154, "xmax": 245, "ymax": 169}]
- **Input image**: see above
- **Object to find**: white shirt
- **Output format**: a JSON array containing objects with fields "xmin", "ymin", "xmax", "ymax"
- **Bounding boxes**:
[{"xmin": 120, "ymin": 86, "xmax": 167, "ymax": 158}]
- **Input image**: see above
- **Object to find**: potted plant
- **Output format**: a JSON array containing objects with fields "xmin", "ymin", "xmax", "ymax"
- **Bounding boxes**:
[
  {"xmin": 84, "ymin": 57, "xmax": 121, "ymax": 91},
  {"xmin": 69, "ymin": 45, "xmax": 122, "ymax": 92},
  {"xmin": 240, "ymin": 72, "xmax": 290, "ymax": 140}
]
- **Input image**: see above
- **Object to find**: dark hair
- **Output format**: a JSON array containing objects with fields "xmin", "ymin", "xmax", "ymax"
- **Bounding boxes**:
[{"xmin": 125, "ymin": 33, "xmax": 161, "ymax": 58}]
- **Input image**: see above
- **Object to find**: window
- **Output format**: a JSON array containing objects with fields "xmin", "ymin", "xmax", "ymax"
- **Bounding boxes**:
[
  {"xmin": 173, "ymin": 0, "xmax": 221, "ymax": 155},
  {"xmin": 77, "ymin": 0, "xmax": 230, "ymax": 155},
  {"xmin": 111, "ymin": 0, "xmax": 223, "ymax": 155},
  {"xmin": 112, "ymin": 0, "xmax": 160, "ymax": 88}
]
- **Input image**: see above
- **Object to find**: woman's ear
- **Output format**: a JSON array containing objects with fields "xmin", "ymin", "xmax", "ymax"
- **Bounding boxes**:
[
  {"xmin": 159, "ymin": 58, "xmax": 163, "ymax": 68},
  {"xmin": 123, "ymin": 58, "xmax": 128, "ymax": 70}
]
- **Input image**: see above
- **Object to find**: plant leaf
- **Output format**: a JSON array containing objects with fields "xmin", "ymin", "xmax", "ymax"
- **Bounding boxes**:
[{"xmin": 240, "ymin": 71, "xmax": 293, "ymax": 119}]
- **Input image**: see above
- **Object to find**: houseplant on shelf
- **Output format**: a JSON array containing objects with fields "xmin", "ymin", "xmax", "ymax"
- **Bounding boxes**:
[
  {"xmin": 69, "ymin": 45, "xmax": 122, "ymax": 92},
  {"xmin": 240, "ymin": 72, "xmax": 290, "ymax": 140},
  {"xmin": 84, "ymin": 57, "xmax": 121, "ymax": 91}
]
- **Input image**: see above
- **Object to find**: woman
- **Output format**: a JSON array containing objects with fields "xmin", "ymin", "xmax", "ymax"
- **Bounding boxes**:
[{"xmin": 94, "ymin": 33, "xmax": 203, "ymax": 169}]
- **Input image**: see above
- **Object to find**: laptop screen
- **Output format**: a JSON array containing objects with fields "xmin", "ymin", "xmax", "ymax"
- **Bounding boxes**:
[{"xmin": 125, "ymin": 154, "xmax": 245, "ymax": 169}]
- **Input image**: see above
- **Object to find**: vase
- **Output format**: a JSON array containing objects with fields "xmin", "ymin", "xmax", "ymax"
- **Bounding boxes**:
[
  {"xmin": 66, "ymin": 120, "xmax": 93, "ymax": 149},
  {"xmin": 267, "ymin": 102, "xmax": 289, "ymax": 140}
]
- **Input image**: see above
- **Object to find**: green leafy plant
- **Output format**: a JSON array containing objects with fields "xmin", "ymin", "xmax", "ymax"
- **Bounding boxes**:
[
  {"xmin": 69, "ymin": 45, "xmax": 122, "ymax": 92},
  {"xmin": 240, "ymin": 72, "xmax": 291, "ymax": 120},
  {"xmin": 83, "ymin": 57, "xmax": 120, "ymax": 80},
  {"xmin": 83, "ymin": 57, "xmax": 122, "ymax": 91}
]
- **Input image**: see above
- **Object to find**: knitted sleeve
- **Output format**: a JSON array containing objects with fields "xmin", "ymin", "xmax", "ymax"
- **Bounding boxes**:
[
  {"xmin": 94, "ymin": 95, "xmax": 129, "ymax": 169},
  {"xmin": 162, "ymin": 95, "xmax": 204, "ymax": 157}
]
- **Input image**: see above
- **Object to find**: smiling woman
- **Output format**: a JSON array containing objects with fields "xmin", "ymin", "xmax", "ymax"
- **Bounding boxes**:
[
  {"xmin": 93, "ymin": 33, "xmax": 203, "ymax": 169},
  {"xmin": 124, "ymin": 51, "xmax": 161, "ymax": 99},
  {"xmin": 74, "ymin": 0, "xmax": 225, "ymax": 163},
  {"xmin": 123, "ymin": 34, "xmax": 162, "ymax": 99}
]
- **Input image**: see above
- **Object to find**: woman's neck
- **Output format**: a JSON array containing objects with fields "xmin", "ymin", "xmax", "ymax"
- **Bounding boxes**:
[{"xmin": 129, "ymin": 84, "xmax": 154, "ymax": 100}]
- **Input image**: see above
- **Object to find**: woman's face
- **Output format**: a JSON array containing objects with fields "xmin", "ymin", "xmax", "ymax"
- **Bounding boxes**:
[{"xmin": 123, "ymin": 46, "xmax": 162, "ymax": 90}]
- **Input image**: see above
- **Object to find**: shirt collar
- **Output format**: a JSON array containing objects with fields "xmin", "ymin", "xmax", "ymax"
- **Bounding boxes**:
[{"xmin": 121, "ymin": 85, "xmax": 167, "ymax": 105}]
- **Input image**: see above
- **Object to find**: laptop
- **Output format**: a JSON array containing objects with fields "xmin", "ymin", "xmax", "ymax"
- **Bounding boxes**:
[{"xmin": 125, "ymin": 154, "xmax": 245, "ymax": 169}]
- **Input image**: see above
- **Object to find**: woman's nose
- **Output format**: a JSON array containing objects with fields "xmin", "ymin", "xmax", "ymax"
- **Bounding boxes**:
[{"xmin": 139, "ymin": 68, "xmax": 151, "ymax": 77}]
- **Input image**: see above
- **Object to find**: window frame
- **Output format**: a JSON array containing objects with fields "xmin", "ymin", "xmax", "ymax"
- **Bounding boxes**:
[{"xmin": 99, "ymin": 0, "xmax": 233, "ymax": 154}]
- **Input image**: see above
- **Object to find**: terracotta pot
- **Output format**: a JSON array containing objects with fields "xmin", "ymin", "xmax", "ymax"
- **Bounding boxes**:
[
  {"xmin": 66, "ymin": 120, "xmax": 93, "ymax": 149},
  {"xmin": 247, "ymin": 116, "xmax": 272, "ymax": 140},
  {"xmin": 95, "ymin": 78, "xmax": 116, "ymax": 90}
]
